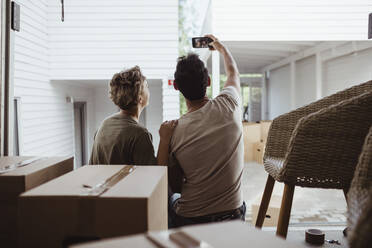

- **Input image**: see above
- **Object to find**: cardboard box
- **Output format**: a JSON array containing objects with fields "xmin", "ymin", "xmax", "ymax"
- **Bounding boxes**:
[
  {"xmin": 251, "ymin": 194, "xmax": 281, "ymax": 227},
  {"xmin": 70, "ymin": 221, "xmax": 301, "ymax": 248},
  {"xmin": 260, "ymin": 121, "xmax": 272, "ymax": 143},
  {"xmin": 18, "ymin": 165, "xmax": 167, "ymax": 248},
  {"xmin": 0, "ymin": 156, "xmax": 73, "ymax": 247},
  {"xmin": 243, "ymin": 122, "xmax": 261, "ymax": 162},
  {"xmin": 253, "ymin": 142, "xmax": 266, "ymax": 164}
]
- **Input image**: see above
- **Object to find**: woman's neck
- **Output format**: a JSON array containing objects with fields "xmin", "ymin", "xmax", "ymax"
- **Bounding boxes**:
[{"xmin": 120, "ymin": 107, "xmax": 142, "ymax": 122}]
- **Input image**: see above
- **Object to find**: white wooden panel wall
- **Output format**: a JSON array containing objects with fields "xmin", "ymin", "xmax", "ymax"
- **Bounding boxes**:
[
  {"xmin": 295, "ymin": 56, "xmax": 316, "ymax": 108},
  {"xmin": 323, "ymin": 48, "xmax": 372, "ymax": 96},
  {"xmin": 162, "ymin": 81, "xmax": 180, "ymax": 121},
  {"xmin": 48, "ymin": 0, "xmax": 180, "ymax": 121},
  {"xmin": 47, "ymin": 0, "xmax": 178, "ymax": 80},
  {"xmin": 268, "ymin": 65, "xmax": 291, "ymax": 120},
  {"xmin": 14, "ymin": 1, "xmax": 98, "ymax": 158},
  {"xmin": 146, "ymin": 80, "xmax": 163, "ymax": 151},
  {"xmin": 212, "ymin": 0, "xmax": 372, "ymax": 40},
  {"xmin": 13, "ymin": 0, "xmax": 66, "ymax": 156},
  {"xmin": 267, "ymin": 46, "xmax": 372, "ymax": 119}
]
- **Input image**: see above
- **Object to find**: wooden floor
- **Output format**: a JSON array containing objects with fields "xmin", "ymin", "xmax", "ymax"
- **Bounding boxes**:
[{"xmin": 242, "ymin": 162, "xmax": 347, "ymax": 225}]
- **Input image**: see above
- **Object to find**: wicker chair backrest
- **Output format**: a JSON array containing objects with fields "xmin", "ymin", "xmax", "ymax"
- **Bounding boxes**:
[
  {"xmin": 280, "ymin": 91, "xmax": 372, "ymax": 188},
  {"xmin": 265, "ymin": 80, "xmax": 372, "ymax": 159}
]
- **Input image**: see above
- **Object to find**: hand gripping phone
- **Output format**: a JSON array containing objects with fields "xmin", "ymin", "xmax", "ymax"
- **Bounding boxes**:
[{"xmin": 192, "ymin": 37, "xmax": 213, "ymax": 48}]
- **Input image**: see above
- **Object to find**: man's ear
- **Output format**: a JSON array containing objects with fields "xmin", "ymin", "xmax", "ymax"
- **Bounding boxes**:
[
  {"xmin": 173, "ymin": 81, "xmax": 179, "ymax": 91},
  {"xmin": 207, "ymin": 76, "xmax": 211, "ymax": 87}
]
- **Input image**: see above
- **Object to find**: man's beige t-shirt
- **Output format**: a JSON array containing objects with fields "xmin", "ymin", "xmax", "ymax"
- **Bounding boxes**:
[
  {"xmin": 170, "ymin": 86, "xmax": 244, "ymax": 217},
  {"xmin": 89, "ymin": 113, "xmax": 157, "ymax": 165}
]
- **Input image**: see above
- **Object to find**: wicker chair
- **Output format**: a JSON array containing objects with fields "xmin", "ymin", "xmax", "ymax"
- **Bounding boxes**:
[
  {"xmin": 255, "ymin": 80, "xmax": 372, "ymax": 238},
  {"xmin": 347, "ymin": 126, "xmax": 372, "ymax": 248}
]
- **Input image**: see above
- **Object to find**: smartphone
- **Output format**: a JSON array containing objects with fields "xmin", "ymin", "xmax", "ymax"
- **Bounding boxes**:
[{"xmin": 192, "ymin": 37, "xmax": 213, "ymax": 48}]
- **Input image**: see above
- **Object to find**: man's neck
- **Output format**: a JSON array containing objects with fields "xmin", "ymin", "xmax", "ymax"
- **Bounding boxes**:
[{"xmin": 186, "ymin": 96, "xmax": 209, "ymax": 113}]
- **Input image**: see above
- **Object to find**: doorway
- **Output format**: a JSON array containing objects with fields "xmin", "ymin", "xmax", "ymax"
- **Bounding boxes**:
[{"xmin": 73, "ymin": 102, "xmax": 87, "ymax": 168}]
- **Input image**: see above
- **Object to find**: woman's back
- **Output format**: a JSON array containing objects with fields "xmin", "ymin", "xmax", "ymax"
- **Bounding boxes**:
[{"xmin": 89, "ymin": 113, "xmax": 157, "ymax": 165}]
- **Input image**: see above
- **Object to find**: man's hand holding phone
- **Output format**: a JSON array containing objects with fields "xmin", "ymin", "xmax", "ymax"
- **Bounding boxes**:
[
  {"xmin": 204, "ymin": 34, "xmax": 225, "ymax": 52},
  {"xmin": 192, "ymin": 35, "xmax": 225, "ymax": 53}
]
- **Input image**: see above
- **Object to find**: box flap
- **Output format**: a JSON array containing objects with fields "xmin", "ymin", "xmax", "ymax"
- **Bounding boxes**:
[
  {"xmin": 21, "ymin": 165, "xmax": 123, "ymax": 197},
  {"xmin": 0, "ymin": 156, "xmax": 35, "ymax": 174},
  {"xmin": 102, "ymin": 166, "xmax": 166, "ymax": 198},
  {"xmin": 180, "ymin": 221, "xmax": 299, "ymax": 247},
  {"xmin": 71, "ymin": 221, "xmax": 302, "ymax": 248},
  {"xmin": 21, "ymin": 165, "xmax": 166, "ymax": 198},
  {"xmin": 4, "ymin": 157, "xmax": 71, "ymax": 176}
]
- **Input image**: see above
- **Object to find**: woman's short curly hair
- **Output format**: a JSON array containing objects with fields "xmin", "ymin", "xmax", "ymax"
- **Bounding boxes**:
[{"xmin": 109, "ymin": 66, "xmax": 146, "ymax": 111}]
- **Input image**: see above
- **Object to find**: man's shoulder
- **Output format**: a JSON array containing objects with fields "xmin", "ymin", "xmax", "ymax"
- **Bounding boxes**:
[{"xmin": 217, "ymin": 86, "xmax": 240, "ymax": 102}]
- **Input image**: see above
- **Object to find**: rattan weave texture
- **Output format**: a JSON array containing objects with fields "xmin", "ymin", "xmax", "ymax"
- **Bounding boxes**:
[
  {"xmin": 263, "ymin": 80, "xmax": 372, "ymax": 188},
  {"xmin": 348, "ymin": 188, "xmax": 372, "ymax": 248},
  {"xmin": 347, "ymin": 126, "xmax": 372, "ymax": 247}
]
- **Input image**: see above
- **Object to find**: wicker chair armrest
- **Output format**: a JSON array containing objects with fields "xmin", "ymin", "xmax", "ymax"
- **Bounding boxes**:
[
  {"xmin": 264, "ymin": 80, "xmax": 372, "ymax": 159},
  {"xmin": 279, "ymin": 91, "xmax": 372, "ymax": 188}
]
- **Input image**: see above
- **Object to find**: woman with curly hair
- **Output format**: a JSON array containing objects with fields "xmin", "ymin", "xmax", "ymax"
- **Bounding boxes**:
[{"xmin": 89, "ymin": 66, "xmax": 177, "ymax": 166}]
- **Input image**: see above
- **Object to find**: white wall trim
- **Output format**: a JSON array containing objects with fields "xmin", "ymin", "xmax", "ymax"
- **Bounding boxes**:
[
  {"xmin": 263, "ymin": 41, "xmax": 372, "ymax": 73},
  {"xmin": 290, "ymin": 61, "xmax": 296, "ymax": 110},
  {"xmin": 212, "ymin": 51, "xmax": 220, "ymax": 98},
  {"xmin": 261, "ymin": 73, "xmax": 267, "ymax": 120},
  {"xmin": 262, "ymin": 41, "xmax": 348, "ymax": 71},
  {"xmin": 315, "ymin": 52, "xmax": 323, "ymax": 100},
  {"xmin": 321, "ymin": 41, "xmax": 372, "ymax": 62}
]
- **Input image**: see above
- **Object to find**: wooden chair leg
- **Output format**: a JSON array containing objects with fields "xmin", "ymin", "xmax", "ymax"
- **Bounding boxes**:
[
  {"xmin": 343, "ymin": 188, "xmax": 349, "ymax": 201},
  {"xmin": 255, "ymin": 175, "xmax": 275, "ymax": 228},
  {"xmin": 276, "ymin": 184, "xmax": 295, "ymax": 239}
]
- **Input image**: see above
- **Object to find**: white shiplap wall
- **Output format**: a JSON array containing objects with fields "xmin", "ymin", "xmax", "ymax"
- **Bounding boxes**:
[
  {"xmin": 323, "ymin": 48, "xmax": 372, "ymax": 96},
  {"xmin": 268, "ymin": 65, "xmax": 291, "ymax": 120},
  {"xmin": 47, "ymin": 0, "xmax": 179, "ymax": 121},
  {"xmin": 47, "ymin": 0, "xmax": 178, "ymax": 80},
  {"xmin": 212, "ymin": 0, "xmax": 372, "ymax": 40},
  {"xmin": 295, "ymin": 56, "xmax": 316, "ymax": 108},
  {"xmin": 267, "ymin": 45, "xmax": 372, "ymax": 119},
  {"xmin": 14, "ymin": 0, "xmax": 63, "ymax": 156},
  {"xmin": 14, "ymin": 0, "xmax": 180, "ymax": 157},
  {"xmin": 14, "ymin": 1, "xmax": 95, "ymax": 157}
]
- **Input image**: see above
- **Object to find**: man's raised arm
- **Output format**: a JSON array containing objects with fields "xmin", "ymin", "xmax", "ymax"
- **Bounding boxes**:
[{"xmin": 205, "ymin": 34, "xmax": 240, "ymax": 93}]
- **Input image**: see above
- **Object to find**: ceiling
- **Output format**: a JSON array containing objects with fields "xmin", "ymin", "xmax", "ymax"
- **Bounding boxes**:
[{"xmin": 206, "ymin": 41, "xmax": 320, "ymax": 74}]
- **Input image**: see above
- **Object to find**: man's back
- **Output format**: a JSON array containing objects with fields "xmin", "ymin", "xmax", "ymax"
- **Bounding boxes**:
[
  {"xmin": 89, "ymin": 113, "xmax": 157, "ymax": 165},
  {"xmin": 170, "ymin": 86, "xmax": 244, "ymax": 217}
]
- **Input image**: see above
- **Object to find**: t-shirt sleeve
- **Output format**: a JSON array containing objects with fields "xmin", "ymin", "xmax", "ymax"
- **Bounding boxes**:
[
  {"xmin": 218, "ymin": 86, "xmax": 240, "ymax": 103},
  {"xmin": 132, "ymin": 132, "xmax": 157, "ymax": 165},
  {"xmin": 216, "ymin": 86, "xmax": 241, "ymax": 110}
]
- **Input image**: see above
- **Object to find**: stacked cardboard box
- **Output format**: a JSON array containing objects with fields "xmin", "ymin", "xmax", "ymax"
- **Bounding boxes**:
[
  {"xmin": 243, "ymin": 123, "xmax": 261, "ymax": 162},
  {"xmin": 243, "ymin": 121, "xmax": 272, "ymax": 163},
  {"xmin": 253, "ymin": 142, "xmax": 265, "ymax": 164},
  {"xmin": 260, "ymin": 121, "xmax": 272, "ymax": 143},
  {"xmin": 71, "ymin": 221, "xmax": 300, "ymax": 248},
  {"xmin": 0, "ymin": 156, "xmax": 73, "ymax": 247},
  {"xmin": 18, "ymin": 165, "xmax": 167, "ymax": 248}
]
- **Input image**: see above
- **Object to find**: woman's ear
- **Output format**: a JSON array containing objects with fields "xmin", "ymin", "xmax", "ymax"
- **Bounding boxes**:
[
  {"xmin": 138, "ymin": 95, "xmax": 143, "ymax": 105},
  {"xmin": 207, "ymin": 76, "xmax": 211, "ymax": 87},
  {"xmin": 173, "ymin": 81, "xmax": 179, "ymax": 91}
]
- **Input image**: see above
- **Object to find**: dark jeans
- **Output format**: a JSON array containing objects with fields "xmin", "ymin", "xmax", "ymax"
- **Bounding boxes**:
[{"xmin": 168, "ymin": 193, "xmax": 246, "ymax": 229}]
